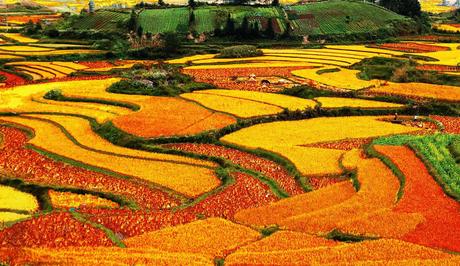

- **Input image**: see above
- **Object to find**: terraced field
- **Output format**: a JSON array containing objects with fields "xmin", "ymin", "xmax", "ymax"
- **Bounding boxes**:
[{"xmin": 0, "ymin": 32, "xmax": 459, "ymax": 265}]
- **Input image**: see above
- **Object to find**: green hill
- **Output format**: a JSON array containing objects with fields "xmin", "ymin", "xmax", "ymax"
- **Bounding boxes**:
[
  {"xmin": 70, "ymin": 10, "xmax": 130, "ymax": 31},
  {"xmin": 68, "ymin": 0, "xmax": 413, "ymax": 38}
]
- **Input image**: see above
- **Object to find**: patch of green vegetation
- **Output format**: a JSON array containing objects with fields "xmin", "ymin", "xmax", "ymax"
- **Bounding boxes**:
[
  {"xmin": 107, "ymin": 65, "xmax": 214, "ymax": 96},
  {"xmin": 353, "ymin": 57, "xmax": 460, "ymax": 87},
  {"xmin": 326, "ymin": 229, "xmax": 378, "ymax": 243},
  {"xmin": 216, "ymin": 45, "xmax": 263, "ymax": 58},
  {"xmin": 138, "ymin": 8, "xmax": 190, "ymax": 34},
  {"xmin": 260, "ymin": 225, "xmax": 280, "ymax": 237},
  {"xmin": 316, "ymin": 68, "xmax": 341, "ymax": 75},
  {"xmin": 449, "ymin": 139, "xmax": 460, "ymax": 164},
  {"xmin": 372, "ymin": 134, "xmax": 460, "ymax": 201},
  {"xmin": 70, "ymin": 10, "xmax": 130, "ymax": 31},
  {"xmin": 279, "ymin": 85, "xmax": 351, "ymax": 99}
]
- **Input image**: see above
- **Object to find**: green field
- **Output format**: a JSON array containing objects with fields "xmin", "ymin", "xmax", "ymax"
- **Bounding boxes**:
[
  {"xmin": 138, "ymin": 8, "xmax": 189, "ymax": 34},
  {"xmin": 71, "ymin": 10, "xmax": 130, "ymax": 31},
  {"xmin": 73, "ymin": 1, "xmax": 410, "ymax": 37},
  {"xmin": 288, "ymin": 0, "xmax": 408, "ymax": 35}
]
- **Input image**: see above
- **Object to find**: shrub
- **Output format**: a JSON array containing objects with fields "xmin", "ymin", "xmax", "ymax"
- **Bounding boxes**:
[
  {"xmin": 44, "ymin": 89, "xmax": 63, "ymax": 100},
  {"xmin": 216, "ymin": 45, "xmax": 263, "ymax": 58}
]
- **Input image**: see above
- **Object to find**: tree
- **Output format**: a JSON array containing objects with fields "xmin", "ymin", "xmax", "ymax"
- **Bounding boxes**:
[
  {"xmin": 240, "ymin": 16, "xmax": 250, "ymax": 37},
  {"xmin": 189, "ymin": 11, "xmax": 195, "ymax": 24},
  {"xmin": 127, "ymin": 10, "xmax": 137, "ymax": 32},
  {"xmin": 380, "ymin": 0, "xmax": 421, "ymax": 18},
  {"xmin": 163, "ymin": 32, "xmax": 180, "ymax": 53},
  {"xmin": 188, "ymin": 0, "xmax": 196, "ymax": 8},
  {"xmin": 272, "ymin": 0, "xmax": 279, "ymax": 6},
  {"xmin": 265, "ymin": 18, "xmax": 275, "ymax": 38},
  {"xmin": 223, "ymin": 14, "xmax": 235, "ymax": 35},
  {"xmin": 136, "ymin": 25, "xmax": 143, "ymax": 37}
]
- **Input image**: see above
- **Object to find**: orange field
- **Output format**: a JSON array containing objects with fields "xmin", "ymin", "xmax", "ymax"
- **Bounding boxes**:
[{"xmin": 112, "ymin": 97, "xmax": 236, "ymax": 137}]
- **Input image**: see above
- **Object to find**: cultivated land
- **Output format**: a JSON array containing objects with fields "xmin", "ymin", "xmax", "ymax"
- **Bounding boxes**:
[{"xmin": 0, "ymin": 0, "xmax": 459, "ymax": 264}]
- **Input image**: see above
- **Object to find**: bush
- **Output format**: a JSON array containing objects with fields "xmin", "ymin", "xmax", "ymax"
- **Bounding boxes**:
[
  {"xmin": 44, "ymin": 89, "xmax": 63, "ymax": 100},
  {"xmin": 216, "ymin": 45, "xmax": 263, "ymax": 58}
]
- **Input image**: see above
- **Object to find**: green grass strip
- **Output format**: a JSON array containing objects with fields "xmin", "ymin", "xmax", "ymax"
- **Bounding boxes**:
[{"xmin": 70, "ymin": 211, "xmax": 126, "ymax": 248}]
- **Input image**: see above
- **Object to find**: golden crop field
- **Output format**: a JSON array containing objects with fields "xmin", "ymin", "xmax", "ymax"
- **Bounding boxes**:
[
  {"xmin": 0, "ymin": 15, "xmax": 459, "ymax": 264},
  {"xmin": 191, "ymin": 89, "xmax": 317, "ymax": 111},
  {"xmin": 315, "ymin": 97, "xmax": 404, "ymax": 109},
  {"xmin": 221, "ymin": 116, "xmax": 421, "ymax": 175},
  {"xmin": 0, "ymin": 33, "xmax": 39, "ymax": 43},
  {"xmin": 0, "ymin": 185, "xmax": 39, "ymax": 212},
  {"xmin": 292, "ymin": 68, "xmax": 383, "ymax": 90},
  {"xmin": 0, "ymin": 115, "xmax": 220, "ymax": 197},
  {"xmin": 181, "ymin": 92, "xmax": 284, "ymax": 118}
]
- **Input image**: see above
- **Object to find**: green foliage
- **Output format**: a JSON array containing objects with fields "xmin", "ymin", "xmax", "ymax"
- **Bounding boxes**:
[
  {"xmin": 316, "ymin": 68, "xmax": 341, "ymax": 75},
  {"xmin": 138, "ymin": 8, "xmax": 189, "ymax": 34},
  {"xmin": 450, "ymin": 140, "xmax": 460, "ymax": 164},
  {"xmin": 353, "ymin": 57, "xmax": 460, "ymax": 87},
  {"xmin": 216, "ymin": 45, "xmax": 263, "ymax": 58},
  {"xmin": 326, "ymin": 229, "xmax": 378, "ymax": 243},
  {"xmin": 379, "ymin": 0, "xmax": 421, "ymax": 18},
  {"xmin": 70, "ymin": 10, "xmax": 130, "ymax": 31},
  {"xmin": 373, "ymin": 134, "xmax": 460, "ymax": 201},
  {"xmin": 260, "ymin": 225, "xmax": 280, "ymax": 237},
  {"xmin": 44, "ymin": 89, "xmax": 62, "ymax": 100},
  {"xmin": 107, "ymin": 66, "xmax": 213, "ymax": 97},
  {"xmin": 279, "ymin": 85, "xmax": 351, "ymax": 99}
]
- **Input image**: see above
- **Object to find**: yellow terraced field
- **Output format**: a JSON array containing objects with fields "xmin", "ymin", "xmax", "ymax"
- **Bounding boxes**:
[
  {"xmin": 181, "ymin": 92, "xmax": 283, "ymax": 118},
  {"xmin": 193, "ymin": 89, "xmax": 317, "ymax": 111},
  {"xmin": 315, "ymin": 97, "xmax": 404, "ymax": 109},
  {"xmin": 221, "ymin": 116, "xmax": 421, "ymax": 175},
  {"xmin": 279, "ymin": 158, "xmax": 400, "ymax": 233},
  {"xmin": 0, "ymin": 212, "xmax": 30, "ymax": 223},
  {"xmin": 0, "ymin": 78, "xmax": 123, "ymax": 122},
  {"xmin": 184, "ymin": 62, "xmax": 319, "ymax": 69},
  {"xmin": 14, "ymin": 66, "xmax": 55, "ymax": 80},
  {"xmin": 292, "ymin": 68, "xmax": 383, "ymax": 90},
  {"xmin": 0, "ymin": 46, "xmax": 53, "ymax": 52},
  {"xmin": 0, "ymin": 115, "xmax": 220, "ymax": 197},
  {"xmin": 0, "ymin": 185, "xmax": 39, "ymax": 212},
  {"xmin": 0, "ymin": 33, "xmax": 39, "ymax": 43}
]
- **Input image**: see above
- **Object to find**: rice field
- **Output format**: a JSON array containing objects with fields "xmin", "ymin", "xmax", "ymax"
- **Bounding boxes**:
[{"xmin": 0, "ymin": 33, "xmax": 459, "ymax": 264}]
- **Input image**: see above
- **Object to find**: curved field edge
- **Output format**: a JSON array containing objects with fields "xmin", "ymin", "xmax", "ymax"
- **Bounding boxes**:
[{"xmin": 371, "ymin": 134, "xmax": 460, "ymax": 202}]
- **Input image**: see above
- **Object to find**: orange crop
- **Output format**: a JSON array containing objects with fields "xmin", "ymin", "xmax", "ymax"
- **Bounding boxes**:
[
  {"xmin": 234, "ymin": 181, "xmax": 356, "ymax": 227},
  {"xmin": 124, "ymin": 218, "xmax": 260, "ymax": 257},
  {"xmin": 374, "ymin": 145, "xmax": 460, "ymax": 252},
  {"xmin": 113, "ymin": 97, "xmax": 236, "ymax": 138}
]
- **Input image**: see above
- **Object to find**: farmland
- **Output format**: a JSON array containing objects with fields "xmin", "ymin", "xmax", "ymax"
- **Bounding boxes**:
[{"xmin": 0, "ymin": 0, "xmax": 459, "ymax": 264}]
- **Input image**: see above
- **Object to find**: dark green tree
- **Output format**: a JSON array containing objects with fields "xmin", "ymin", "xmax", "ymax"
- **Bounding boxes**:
[
  {"xmin": 265, "ymin": 18, "xmax": 275, "ymax": 38},
  {"xmin": 188, "ymin": 0, "xmax": 196, "ymax": 8},
  {"xmin": 272, "ymin": 0, "xmax": 279, "ymax": 6},
  {"xmin": 127, "ymin": 10, "xmax": 137, "ymax": 32},
  {"xmin": 223, "ymin": 14, "xmax": 235, "ymax": 35},
  {"xmin": 163, "ymin": 32, "xmax": 180, "ymax": 53},
  {"xmin": 136, "ymin": 25, "xmax": 143, "ymax": 37},
  {"xmin": 380, "ymin": 0, "xmax": 421, "ymax": 18}
]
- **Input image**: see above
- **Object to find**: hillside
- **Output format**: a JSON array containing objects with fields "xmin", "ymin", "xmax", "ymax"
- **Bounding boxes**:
[{"xmin": 65, "ymin": 0, "xmax": 413, "ymax": 39}]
